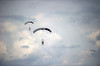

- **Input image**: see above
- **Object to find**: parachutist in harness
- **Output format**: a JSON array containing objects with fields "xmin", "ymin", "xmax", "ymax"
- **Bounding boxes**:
[
  {"xmin": 24, "ymin": 21, "xmax": 34, "ymax": 30},
  {"xmin": 90, "ymin": 50, "xmax": 95, "ymax": 55},
  {"xmin": 29, "ymin": 27, "xmax": 31, "ymax": 30},
  {"xmin": 33, "ymin": 28, "xmax": 52, "ymax": 45},
  {"xmin": 41, "ymin": 39, "xmax": 44, "ymax": 45}
]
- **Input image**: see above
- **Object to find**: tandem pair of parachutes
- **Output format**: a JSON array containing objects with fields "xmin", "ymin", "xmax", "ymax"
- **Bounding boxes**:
[
  {"xmin": 24, "ymin": 21, "xmax": 52, "ymax": 45},
  {"xmin": 24, "ymin": 21, "xmax": 52, "ymax": 32}
]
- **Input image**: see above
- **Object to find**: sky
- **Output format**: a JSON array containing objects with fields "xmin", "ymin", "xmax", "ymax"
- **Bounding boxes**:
[{"xmin": 0, "ymin": 0, "xmax": 100, "ymax": 66}]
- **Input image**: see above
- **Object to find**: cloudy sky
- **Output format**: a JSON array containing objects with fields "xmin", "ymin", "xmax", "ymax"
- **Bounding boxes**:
[{"xmin": 0, "ymin": 0, "xmax": 100, "ymax": 66}]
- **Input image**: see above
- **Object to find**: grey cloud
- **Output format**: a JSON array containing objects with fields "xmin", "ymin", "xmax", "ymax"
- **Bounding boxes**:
[
  {"xmin": 0, "ymin": 50, "xmax": 53, "ymax": 66},
  {"xmin": 21, "ymin": 45, "xmax": 29, "ymax": 48},
  {"xmin": 82, "ymin": 47, "xmax": 100, "ymax": 66},
  {"xmin": 96, "ymin": 34, "xmax": 100, "ymax": 41},
  {"xmin": 0, "ymin": 15, "xmax": 26, "ymax": 21},
  {"xmin": 0, "ymin": 51, "xmax": 40, "ymax": 66},
  {"xmin": 0, "ymin": 59, "xmax": 31, "ymax": 66},
  {"xmin": 56, "ymin": 44, "xmax": 80, "ymax": 49},
  {"xmin": 18, "ymin": 37, "xmax": 24, "ymax": 41},
  {"xmin": 0, "ymin": 0, "xmax": 100, "ymax": 66},
  {"xmin": 66, "ymin": 45, "xmax": 80, "ymax": 49},
  {"xmin": 88, "ymin": 39, "xmax": 96, "ymax": 45}
]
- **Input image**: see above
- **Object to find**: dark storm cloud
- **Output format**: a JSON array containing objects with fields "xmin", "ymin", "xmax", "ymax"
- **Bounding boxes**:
[
  {"xmin": 0, "ymin": 15, "xmax": 26, "ymax": 21},
  {"xmin": 96, "ymin": 34, "xmax": 100, "ymax": 41}
]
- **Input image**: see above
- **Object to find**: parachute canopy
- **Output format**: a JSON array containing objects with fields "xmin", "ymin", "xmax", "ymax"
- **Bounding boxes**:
[
  {"xmin": 90, "ymin": 50, "xmax": 95, "ymax": 52},
  {"xmin": 24, "ymin": 21, "xmax": 34, "ymax": 25},
  {"xmin": 90, "ymin": 50, "xmax": 95, "ymax": 55},
  {"xmin": 33, "ymin": 28, "xmax": 52, "ymax": 33},
  {"xmin": 24, "ymin": 21, "xmax": 34, "ymax": 30}
]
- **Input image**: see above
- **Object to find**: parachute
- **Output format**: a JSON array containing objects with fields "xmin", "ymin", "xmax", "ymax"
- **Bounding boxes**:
[
  {"xmin": 33, "ymin": 28, "xmax": 52, "ymax": 45},
  {"xmin": 90, "ymin": 50, "xmax": 95, "ymax": 52},
  {"xmin": 33, "ymin": 28, "xmax": 52, "ymax": 33},
  {"xmin": 90, "ymin": 50, "xmax": 95, "ymax": 55},
  {"xmin": 24, "ymin": 21, "xmax": 34, "ymax": 25},
  {"xmin": 24, "ymin": 21, "xmax": 34, "ymax": 30}
]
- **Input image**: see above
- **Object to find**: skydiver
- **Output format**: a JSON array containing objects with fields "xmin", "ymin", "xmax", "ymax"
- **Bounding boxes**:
[
  {"xmin": 90, "ymin": 50, "xmax": 95, "ymax": 55},
  {"xmin": 29, "ymin": 27, "xmax": 31, "ymax": 30},
  {"xmin": 41, "ymin": 39, "xmax": 44, "ymax": 45}
]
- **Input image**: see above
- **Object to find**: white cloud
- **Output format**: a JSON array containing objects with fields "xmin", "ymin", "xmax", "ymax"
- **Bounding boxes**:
[
  {"xmin": 87, "ymin": 30, "xmax": 100, "ymax": 46},
  {"xmin": 87, "ymin": 30, "xmax": 100, "ymax": 40},
  {"xmin": 0, "ymin": 0, "xmax": 100, "ymax": 65},
  {"xmin": 33, "ymin": 13, "xmax": 51, "ymax": 27},
  {"xmin": 0, "ymin": 41, "xmax": 7, "ymax": 55},
  {"xmin": 0, "ymin": 22, "xmax": 38, "ymax": 60},
  {"xmin": 12, "ymin": 39, "xmax": 38, "ymax": 59},
  {"xmin": 0, "ymin": 22, "xmax": 17, "ymax": 32},
  {"xmin": 0, "ymin": 20, "xmax": 62, "ymax": 62},
  {"xmin": 96, "ymin": 41, "xmax": 100, "ymax": 46},
  {"xmin": 0, "ymin": 41, "xmax": 9, "ymax": 61},
  {"xmin": 17, "ymin": 30, "xmax": 34, "ymax": 39},
  {"xmin": 33, "ymin": 30, "xmax": 62, "ymax": 47},
  {"xmin": 5, "ymin": 29, "xmax": 39, "ymax": 60},
  {"xmin": 33, "ymin": 13, "xmax": 44, "ymax": 20}
]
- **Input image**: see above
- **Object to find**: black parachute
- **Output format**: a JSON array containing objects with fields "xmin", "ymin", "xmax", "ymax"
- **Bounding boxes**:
[
  {"xmin": 90, "ymin": 50, "xmax": 95, "ymax": 52},
  {"xmin": 24, "ymin": 21, "xmax": 34, "ymax": 30},
  {"xmin": 24, "ymin": 21, "xmax": 34, "ymax": 25},
  {"xmin": 33, "ymin": 28, "xmax": 52, "ymax": 33},
  {"xmin": 90, "ymin": 50, "xmax": 95, "ymax": 55},
  {"xmin": 33, "ymin": 28, "xmax": 52, "ymax": 45}
]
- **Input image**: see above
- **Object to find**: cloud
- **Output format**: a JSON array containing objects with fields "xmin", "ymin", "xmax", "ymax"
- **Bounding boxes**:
[
  {"xmin": 87, "ymin": 30, "xmax": 100, "ymax": 46},
  {"xmin": 78, "ymin": 48, "xmax": 100, "ymax": 66},
  {"xmin": 33, "ymin": 30, "xmax": 62, "ymax": 47},
  {"xmin": 21, "ymin": 45, "xmax": 29, "ymax": 48},
  {"xmin": 0, "ymin": 0, "xmax": 100, "ymax": 66},
  {"xmin": 0, "ymin": 21, "xmax": 62, "ymax": 63},
  {"xmin": 0, "ymin": 22, "xmax": 37, "ymax": 61},
  {"xmin": 96, "ymin": 34, "xmax": 100, "ymax": 41},
  {"xmin": 0, "ymin": 22, "xmax": 17, "ymax": 32},
  {"xmin": 0, "ymin": 15, "xmax": 26, "ymax": 21},
  {"xmin": 0, "ymin": 41, "xmax": 8, "ymax": 64},
  {"xmin": 56, "ymin": 44, "xmax": 80, "ymax": 49},
  {"xmin": 87, "ymin": 30, "xmax": 100, "ymax": 40},
  {"xmin": 0, "ymin": 41, "xmax": 7, "ymax": 55},
  {"xmin": 96, "ymin": 41, "xmax": 100, "ymax": 46},
  {"xmin": 66, "ymin": 45, "xmax": 80, "ymax": 49},
  {"xmin": 11, "ymin": 38, "xmax": 38, "ymax": 60}
]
